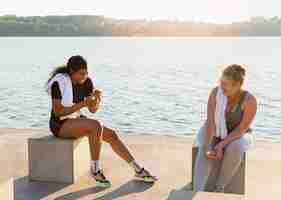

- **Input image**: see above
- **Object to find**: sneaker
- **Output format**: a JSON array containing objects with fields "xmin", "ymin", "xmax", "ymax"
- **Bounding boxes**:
[
  {"xmin": 134, "ymin": 168, "xmax": 158, "ymax": 183},
  {"xmin": 91, "ymin": 169, "xmax": 111, "ymax": 188}
]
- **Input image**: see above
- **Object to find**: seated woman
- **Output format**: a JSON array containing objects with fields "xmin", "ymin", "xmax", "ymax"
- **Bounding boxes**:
[
  {"xmin": 46, "ymin": 55, "xmax": 157, "ymax": 188},
  {"xmin": 193, "ymin": 64, "xmax": 257, "ymax": 193}
]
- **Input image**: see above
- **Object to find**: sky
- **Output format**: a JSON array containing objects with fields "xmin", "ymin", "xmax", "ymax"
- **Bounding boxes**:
[{"xmin": 0, "ymin": 0, "xmax": 280, "ymax": 24}]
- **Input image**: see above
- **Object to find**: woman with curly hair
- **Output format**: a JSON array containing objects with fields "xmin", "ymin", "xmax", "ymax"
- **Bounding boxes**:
[{"xmin": 194, "ymin": 64, "xmax": 257, "ymax": 193}]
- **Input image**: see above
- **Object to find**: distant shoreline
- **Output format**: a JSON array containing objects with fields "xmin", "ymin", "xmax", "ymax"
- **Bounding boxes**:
[
  {"xmin": 1, "ymin": 15, "xmax": 281, "ymax": 37},
  {"xmin": 1, "ymin": 35, "xmax": 281, "ymax": 38}
]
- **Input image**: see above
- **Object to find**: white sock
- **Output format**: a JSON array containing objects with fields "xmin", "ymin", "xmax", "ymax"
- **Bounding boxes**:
[
  {"xmin": 91, "ymin": 160, "xmax": 101, "ymax": 173},
  {"xmin": 129, "ymin": 160, "xmax": 142, "ymax": 173}
]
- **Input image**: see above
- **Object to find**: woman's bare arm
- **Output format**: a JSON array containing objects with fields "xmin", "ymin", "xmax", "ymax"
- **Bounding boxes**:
[{"xmin": 52, "ymin": 99, "xmax": 87, "ymax": 117}]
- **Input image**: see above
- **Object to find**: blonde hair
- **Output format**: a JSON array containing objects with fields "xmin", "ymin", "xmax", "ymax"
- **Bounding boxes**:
[{"xmin": 222, "ymin": 64, "xmax": 246, "ymax": 85}]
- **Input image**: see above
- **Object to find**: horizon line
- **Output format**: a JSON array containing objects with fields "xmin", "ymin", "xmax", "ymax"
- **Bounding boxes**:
[{"xmin": 0, "ymin": 14, "xmax": 279, "ymax": 25}]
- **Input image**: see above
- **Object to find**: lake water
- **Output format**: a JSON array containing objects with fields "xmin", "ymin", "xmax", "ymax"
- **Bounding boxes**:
[{"xmin": 0, "ymin": 37, "xmax": 280, "ymax": 140}]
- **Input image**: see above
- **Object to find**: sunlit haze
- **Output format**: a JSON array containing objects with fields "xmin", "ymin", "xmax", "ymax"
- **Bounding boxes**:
[{"xmin": 0, "ymin": 0, "xmax": 280, "ymax": 23}]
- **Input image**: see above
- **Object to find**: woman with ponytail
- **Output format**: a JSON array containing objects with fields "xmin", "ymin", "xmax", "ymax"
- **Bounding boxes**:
[{"xmin": 47, "ymin": 55, "xmax": 157, "ymax": 187}]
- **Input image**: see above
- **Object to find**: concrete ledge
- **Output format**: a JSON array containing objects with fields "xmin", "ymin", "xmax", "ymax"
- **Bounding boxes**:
[
  {"xmin": 0, "ymin": 177, "xmax": 14, "ymax": 200},
  {"xmin": 1, "ymin": 128, "xmax": 281, "ymax": 199},
  {"xmin": 28, "ymin": 135, "xmax": 90, "ymax": 183},
  {"xmin": 191, "ymin": 146, "xmax": 246, "ymax": 195},
  {"xmin": 193, "ymin": 192, "xmax": 244, "ymax": 200}
]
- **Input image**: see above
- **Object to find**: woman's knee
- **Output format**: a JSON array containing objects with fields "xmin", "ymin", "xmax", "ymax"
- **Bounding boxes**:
[
  {"xmin": 225, "ymin": 140, "xmax": 244, "ymax": 155},
  {"xmin": 88, "ymin": 120, "xmax": 104, "ymax": 138}
]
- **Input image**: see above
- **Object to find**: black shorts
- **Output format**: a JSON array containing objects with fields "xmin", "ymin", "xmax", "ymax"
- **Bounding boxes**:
[
  {"xmin": 49, "ymin": 115, "xmax": 87, "ymax": 137},
  {"xmin": 49, "ymin": 118, "xmax": 69, "ymax": 137}
]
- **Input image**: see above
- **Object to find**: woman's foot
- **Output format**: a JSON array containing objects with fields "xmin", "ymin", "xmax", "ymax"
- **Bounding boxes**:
[
  {"xmin": 134, "ymin": 168, "xmax": 158, "ymax": 183},
  {"xmin": 91, "ymin": 169, "xmax": 111, "ymax": 188}
]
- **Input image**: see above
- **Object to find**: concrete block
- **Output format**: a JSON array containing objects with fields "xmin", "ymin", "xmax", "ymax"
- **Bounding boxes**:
[
  {"xmin": 193, "ymin": 192, "xmax": 244, "ymax": 200},
  {"xmin": 191, "ymin": 146, "xmax": 246, "ymax": 195},
  {"xmin": 28, "ymin": 135, "xmax": 90, "ymax": 183}
]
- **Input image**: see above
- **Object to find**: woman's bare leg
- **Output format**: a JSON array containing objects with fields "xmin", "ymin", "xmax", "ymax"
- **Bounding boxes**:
[
  {"xmin": 101, "ymin": 126, "xmax": 158, "ymax": 182},
  {"xmin": 58, "ymin": 118, "xmax": 112, "ymax": 186},
  {"xmin": 58, "ymin": 118, "xmax": 103, "ymax": 161},
  {"xmin": 59, "ymin": 119, "xmax": 156, "ymax": 182},
  {"xmin": 102, "ymin": 126, "xmax": 134, "ymax": 163}
]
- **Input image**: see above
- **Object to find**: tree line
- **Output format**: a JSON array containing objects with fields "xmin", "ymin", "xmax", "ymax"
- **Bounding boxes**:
[{"xmin": 1, "ymin": 15, "xmax": 281, "ymax": 36}]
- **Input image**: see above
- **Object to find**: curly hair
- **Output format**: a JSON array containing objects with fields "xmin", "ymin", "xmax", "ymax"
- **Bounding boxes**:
[{"xmin": 222, "ymin": 64, "xmax": 246, "ymax": 85}]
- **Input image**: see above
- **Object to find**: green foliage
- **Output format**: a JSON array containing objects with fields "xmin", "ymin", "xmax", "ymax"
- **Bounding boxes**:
[{"xmin": 0, "ymin": 15, "xmax": 281, "ymax": 36}]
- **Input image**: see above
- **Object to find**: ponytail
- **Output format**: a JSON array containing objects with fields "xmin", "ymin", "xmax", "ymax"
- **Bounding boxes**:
[{"xmin": 45, "ymin": 55, "xmax": 87, "ymax": 90}]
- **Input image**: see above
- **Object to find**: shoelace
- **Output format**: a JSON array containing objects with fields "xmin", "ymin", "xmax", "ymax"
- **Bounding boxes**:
[
  {"xmin": 92, "ymin": 169, "xmax": 107, "ymax": 182},
  {"xmin": 95, "ymin": 171, "xmax": 106, "ymax": 179},
  {"xmin": 137, "ymin": 168, "xmax": 152, "ymax": 178},
  {"xmin": 98, "ymin": 171, "xmax": 106, "ymax": 180}
]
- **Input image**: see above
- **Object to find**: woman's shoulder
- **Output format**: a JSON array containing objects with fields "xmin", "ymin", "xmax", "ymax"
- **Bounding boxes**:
[
  {"xmin": 82, "ymin": 77, "xmax": 95, "ymax": 93},
  {"xmin": 84, "ymin": 77, "xmax": 94, "ymax": 86},
  {"xmin": 244, "ymin": 91, "xmax": 255, "ymax": 100},
  {"xmin": 243, "ymin": 91, "xmax": 257, "ymax": 106},
  {"xmin": 210, "ymin": 87, "xmax": 219, "ymax": 97}
]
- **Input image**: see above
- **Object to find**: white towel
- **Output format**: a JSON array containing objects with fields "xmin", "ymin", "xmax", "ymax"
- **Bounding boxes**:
[
  {"xmin": 47, "ymin": 73, "xmax": 81, "ymax": 120},
  {"xmin": 214, "ymin": 87, "xmax": 228, "ymax": 139}
]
